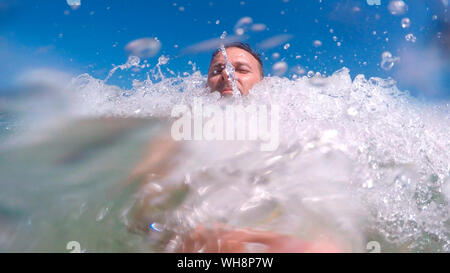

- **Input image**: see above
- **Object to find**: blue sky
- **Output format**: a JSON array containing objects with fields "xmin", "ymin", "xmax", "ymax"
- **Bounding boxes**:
[{"xmin": 0, "ymin": 0, "xmax": 448, "ymax": 99}]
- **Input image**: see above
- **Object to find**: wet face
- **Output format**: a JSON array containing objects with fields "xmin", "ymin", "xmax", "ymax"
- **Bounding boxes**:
[{"xmin": 207, "ymin": 47, "xmax": 263, "ymax": 96}]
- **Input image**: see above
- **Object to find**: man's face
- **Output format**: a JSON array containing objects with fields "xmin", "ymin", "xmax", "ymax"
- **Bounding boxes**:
[{"xmin": 207, "ymin": 47, "xmax": 263, "ymax": 96}]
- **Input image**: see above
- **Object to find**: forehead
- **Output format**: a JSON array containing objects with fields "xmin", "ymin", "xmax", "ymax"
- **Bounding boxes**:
[{"xmin": 210, "ymin": 47, "xmax": 259, "ymax": 67}]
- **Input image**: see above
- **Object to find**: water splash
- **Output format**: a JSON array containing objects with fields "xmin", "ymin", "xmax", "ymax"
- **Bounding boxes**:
[
  {"xmin": 388, "ymin": 0, "xmax": 407, "ymax": 15},
  {"xmin": 2, "ymin": 64, "xmax": 449, "ymax": 252},
  {"xmin": 380, "ymin": 51, "xmax": 400, "ymax": 71},
  {"xmin": 405, "ymin": 33, "xmax": 417, "ymax": 43},
  {"xmin": 104, "ymin": 55, "xmax": 140, "ymax": 83},
  {"xmin": 152, "ymin": 55, "xmax": 170, "ymax": 80},
  {"xmin": 401, "ymin": 18, "xmax": 411, "ymax": 28},
  {"xmin": 219, "ymin": 31, "xmax": 240, "ymax": 98}
]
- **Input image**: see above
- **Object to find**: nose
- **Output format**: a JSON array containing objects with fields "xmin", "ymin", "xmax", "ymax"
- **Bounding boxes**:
[
  {"xmin": 220, "ymin": 68, "xmax": 230, "ymax": 82},
  {"xmin": 220, "ymin": 67, "xmax": 239, "ymax": 84}
]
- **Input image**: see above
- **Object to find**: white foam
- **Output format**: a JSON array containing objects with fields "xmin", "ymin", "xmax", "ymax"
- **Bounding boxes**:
[{"xmin": 33, "ymin": 64, "xmax": 450, "ymax": 251}]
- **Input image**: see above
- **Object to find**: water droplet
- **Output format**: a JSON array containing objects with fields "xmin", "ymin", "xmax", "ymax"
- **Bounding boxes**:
[
  {"xmin": 432, "ymin": 15, "xmax": 438, "ymax": 20},
  {"xmin": 307, "ymin": 70, "xmax": 314, "ymax": 77},
  {"xmin": 66, "ymin": 0, "xmax": 81, "ymax": 10},
  {"xmin": 125, "ymin": 37, "xmax": 161, "ymax": 58},
  {"xmin": 220, "ymin": 31, "xmax": 227, "ymax": 40},
  {"xmin": 337, "ymin": 42, "xmax": 341, "ymax": 47},
  {"xmin": 251, "ymin": 23, "xmax": 266, "ymax": 32},
  {"xmin": 291, "ymin": 65, "xmax": 305, "ymax": 75},
  {"xmin": 380, "ymin": 51, "xmax": 400, "ymax": 71},
  {"xmin": 332, "ymin": 36, "xmax": 338, "ymax": 42},
  {"xmin": 405, "ymin": 33, "xmax": 416, "ymax": 43},
  {"xmin": 234, "ymin": 16, "xmax": 253, "ymax": 36},
  {"xmin": 401, "ymin": 18, "xmax": 410, "ymax": 28},
  {"xmin": 313, "ymin": 40, "xmax": 322, "ymax": 47},
  {"xmin": 149, "ymin": 222, "xmax": 163, "ymax": 232},
  {"xmin": 363, "ymin": 179, "xmax": 374, "ymax": 189},
  {"xmin": 236, "ymin": 28, "xmax": 244, "ymax": 35},
  {"xmin": 272, "ymin": 61, "xmax": 288, "ymax": 76},
  {"xmin": 388, "ymin": 0, "xmax": 407, "ymax": 15},
  {"xmin": 347, "ymin": 107, "xmax": 358, "ymax": 116},
  {"xmin": 271, "ymin": 52, "xmax": 280, "ymax": 60},
  {"xmin": 257, "ymin": 34, "xmax": 293, "ymax": 49},
  {"xmin": 157, "ymin": 55, "xmax": 169, "ymax": 67},
  {"xmin": 96, "ymin": 206, "xmax": 110, "ymax": 221},
  {"xmin": 126, "ymin": 55, "xmax": 140, "ymax": 67},
  {"xmin": 283, "ymin": 43, "xmax": 290, "ymax": 50},
  {"xmin": 215, "ymin": 20, "xmax": 220, "ymax": 24}
]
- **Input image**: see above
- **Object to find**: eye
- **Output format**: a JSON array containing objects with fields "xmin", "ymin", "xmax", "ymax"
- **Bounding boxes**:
[{"xmin": 211, "ymin": 65, "xmax": 225, "ymax": 75}]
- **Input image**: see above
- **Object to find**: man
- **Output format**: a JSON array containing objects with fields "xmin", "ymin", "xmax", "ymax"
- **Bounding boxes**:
[{"xmin": 207, "ymin": 42, "xmax": 264, "ymax": 96}]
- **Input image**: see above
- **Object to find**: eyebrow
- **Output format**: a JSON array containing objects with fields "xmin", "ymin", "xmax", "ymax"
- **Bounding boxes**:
[
  {"xmin": 210, "ymin": 61, "xmax": 252, "ymax": 70},
  {"xmin": 232, "ymin": 61, "xmax": 251, "ymax": 68}
]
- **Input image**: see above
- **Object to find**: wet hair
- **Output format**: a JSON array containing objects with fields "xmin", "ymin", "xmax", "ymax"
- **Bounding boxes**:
[{"xmin": 210, "ymin": 42, "xmax": 264, "ymax": 78}]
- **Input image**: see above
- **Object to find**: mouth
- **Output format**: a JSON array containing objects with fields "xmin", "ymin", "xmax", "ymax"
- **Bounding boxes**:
[
  {"xmin": 221, "ymin": 88, "xmax": 234, "ymax": 96},
  {"xmin": 220, "ymin": 85, "xmax": 237, "ymax": 96}
]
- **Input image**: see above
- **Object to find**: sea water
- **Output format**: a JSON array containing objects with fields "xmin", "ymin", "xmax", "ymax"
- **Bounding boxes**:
[{"xmin": 0, "ymin": 63, "xmax": 449, "ymax": 252}]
